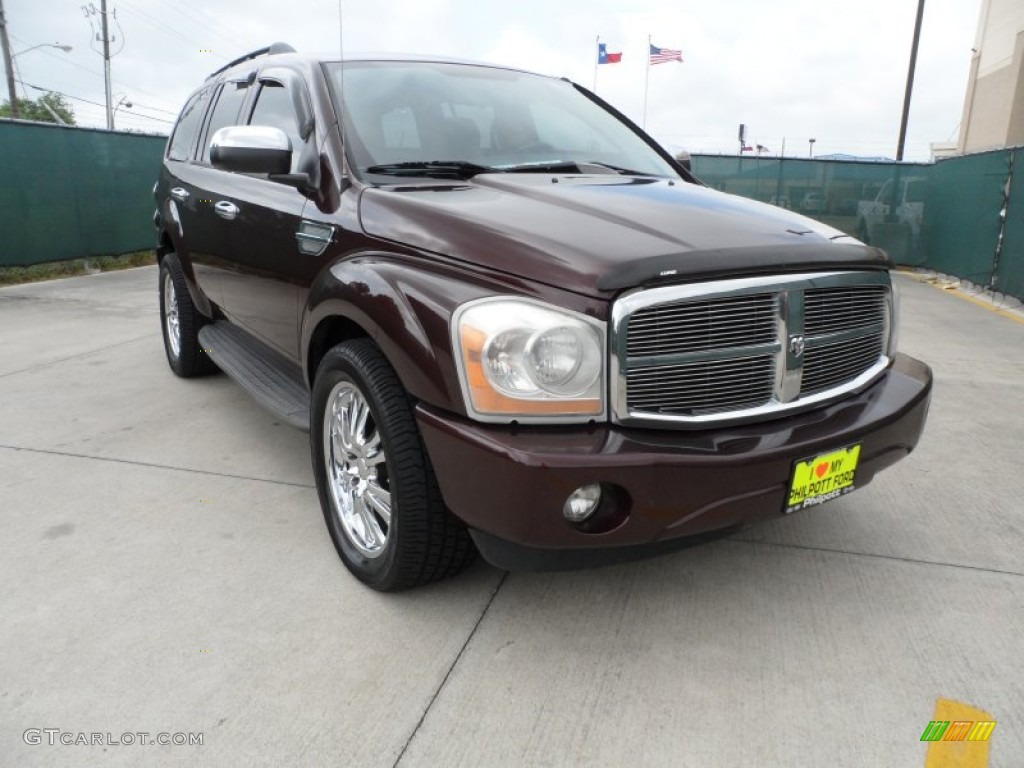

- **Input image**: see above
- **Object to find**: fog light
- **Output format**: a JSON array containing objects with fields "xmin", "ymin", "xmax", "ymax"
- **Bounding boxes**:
[{"xmin": 563, "ymin": 484, "xmax": 602, "ymax": 523}]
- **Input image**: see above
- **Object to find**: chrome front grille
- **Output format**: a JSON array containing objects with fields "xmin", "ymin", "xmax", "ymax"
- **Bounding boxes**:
[
  {"xmin": 626, "ymin": 354, "xmax": 776, "ymax": 415},
  {"xmin": 611, "ymin": 271, "xmax": 892, "ymax": 426},
  {"xmin": 801, "ymin": 331, "xmax": 885, "ymax": 394},
  {"xmin": 804, "ymin": 285, "xmax": 888, "ymax": 335},
  {"xmin": 801, "ymin": 285, "xmax": 888, "ymax": 395},
  {"xmin": 627, "ymin": 294, "xmax": 778, "ymax": 357}
]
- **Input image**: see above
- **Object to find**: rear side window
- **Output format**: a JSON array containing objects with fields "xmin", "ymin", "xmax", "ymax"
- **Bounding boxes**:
[
  {"xmin": 167, "ymin": 88, "xmax": 212, "ymax": 162},
  {"xmin": 198, "ymin": 81, "xmax": 251, "ymax": 164}
]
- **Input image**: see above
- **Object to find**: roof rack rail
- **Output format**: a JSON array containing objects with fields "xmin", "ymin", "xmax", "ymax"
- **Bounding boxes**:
[{"xmin": 206, "ymin": 42, "xmax": 296, "ymax": 80}]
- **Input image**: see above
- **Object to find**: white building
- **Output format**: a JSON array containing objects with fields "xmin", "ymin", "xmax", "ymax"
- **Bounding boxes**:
[{"xmin": 957, "ymin": 0, "xmax": 1024, "ymax": 153}]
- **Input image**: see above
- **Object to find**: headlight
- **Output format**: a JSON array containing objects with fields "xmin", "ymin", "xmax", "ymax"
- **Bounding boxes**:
[{"xmin": 452, "ymin": 297, "xmax": 606, "ymax": 422}]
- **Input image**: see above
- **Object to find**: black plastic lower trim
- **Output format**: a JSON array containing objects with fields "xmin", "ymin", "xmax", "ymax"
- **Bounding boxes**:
[{"xmin": 469, "ymin": 526, "xmax": 740, "ymax": 572}]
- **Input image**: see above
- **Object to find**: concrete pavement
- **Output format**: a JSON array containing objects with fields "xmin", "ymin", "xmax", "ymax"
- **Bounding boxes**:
[{"xmin": 0, "ymin": 268, "xmax": 1021, "ymax": 766}]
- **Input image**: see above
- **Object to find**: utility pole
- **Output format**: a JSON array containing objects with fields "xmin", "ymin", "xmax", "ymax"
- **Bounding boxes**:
[
  {"xmin": 896, "ymin": 0, "xmax": 925, "ymax": 161},
  {"xmin": 0, "ymin": 0, "xmax": 19, "ymax": 118},
  {"xmin": 100, "ymin": 0, "xmax": 112, "ymax": 129},
  {"xmin": 889, "ymin": 0, "xmax": 925, "ymax": 231},
  {"xmin": 84, "ymin": 1, "xmax": 118, "ymax": 129}
]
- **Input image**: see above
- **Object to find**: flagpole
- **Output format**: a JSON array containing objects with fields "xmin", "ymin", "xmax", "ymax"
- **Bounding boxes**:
[
  {"xmin": 593, "ymin": 35, "xmax": 599, "ymax": 92},
  {"xmin": 642, "ymin": 35, "xmax": 651, "ymax": 130}
]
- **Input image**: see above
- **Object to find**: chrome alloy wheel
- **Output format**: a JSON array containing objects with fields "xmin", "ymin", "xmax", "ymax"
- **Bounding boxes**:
[
  {"xmin": 163, "ymin": 273, "xmax": 181, "ymax": 358},
  {"xmin": 323, "ymin": 381, "xmax": 392, "ymax": 558}
]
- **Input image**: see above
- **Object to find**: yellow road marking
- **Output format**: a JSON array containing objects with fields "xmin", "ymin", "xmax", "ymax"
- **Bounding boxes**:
[
  {"xmin": 944, "ymin": 289, "xmax": 1024, "ymax": 325},
  {"xmin": 896, "ymin": 269, "xmax": 1024, "ymax": 326},
  {"xmin": 924, "ymin": 699, "xmax": 994, "ymax": 768}
]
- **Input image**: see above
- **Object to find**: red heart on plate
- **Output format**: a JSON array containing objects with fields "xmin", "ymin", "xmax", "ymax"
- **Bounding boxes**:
[{"xmin": 815, "ymin": 462, "xmax": 829, "ymax": 478}]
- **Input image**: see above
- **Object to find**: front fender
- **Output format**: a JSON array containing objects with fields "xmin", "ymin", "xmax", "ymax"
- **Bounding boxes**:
[{"xmin": 302, "ymin": 254, "xmax": 509, "ymax": 415}]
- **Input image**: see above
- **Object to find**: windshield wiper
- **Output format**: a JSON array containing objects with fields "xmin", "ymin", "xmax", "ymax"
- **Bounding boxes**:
[
  {"xmin": 495, "ymin": 160, "xmax": 579, "ymax": 174},
  {"xmin": 365, "ymin": 159, "xmax": 667, "ymax": 180},
  {"xmin": 364, "ymin": 161, "xmax": 495, "ymax": 179},
  {"xmin": 579, "ymin": 161, "xmax": 663, "ymax": 177},
  {"xmin": 495, "ymin": 160, "xmax": 663, "ymax": 177}
]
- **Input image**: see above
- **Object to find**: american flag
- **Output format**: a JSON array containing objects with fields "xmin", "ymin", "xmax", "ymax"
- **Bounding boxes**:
[{"xmin": 649, "ymin": 44, "xmax": 683, "ymax": 65}]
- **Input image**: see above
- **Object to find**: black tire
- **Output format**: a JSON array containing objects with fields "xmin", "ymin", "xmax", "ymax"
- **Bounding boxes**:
[
  {"xmin": 311, "ymin": 339, "xmax": 475, "ymax": 591},
  {"xmin": 159, "ymin": 252, "xmax": 218, "ymax": 377}
]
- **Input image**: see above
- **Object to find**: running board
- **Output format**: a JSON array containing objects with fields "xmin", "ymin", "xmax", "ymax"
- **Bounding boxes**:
[{"xmin": 198, "ymin": 322, "xmax": 310, "ymax": 431}]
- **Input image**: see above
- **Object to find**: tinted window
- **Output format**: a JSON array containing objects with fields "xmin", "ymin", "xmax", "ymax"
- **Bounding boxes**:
[
  {"xmin": 326, "ymin": 62, "xmax": 678, "ymax": 181},
  {"xmin": 249, "ymin": 82, "xmax": 301, "ymax": 171},
  {"xmin": 530, "ymin": 101, "xmax": 616, "ymax": 155},
  {"xmin": 380, "ymin": 106, "xmax": 421, "ymax": 150},
  {"xmin": 199, "ymin": 81, "xmax": 250, "ymax": 164},
  {"xmin": 168, "ymin": 88, "xmax": 212, "ymax": 162}
]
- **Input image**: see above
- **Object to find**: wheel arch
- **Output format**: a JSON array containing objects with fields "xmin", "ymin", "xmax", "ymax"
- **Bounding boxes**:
[
  {"xmin": 302, "ymin": 254, "xmax": 488, "ymax": 416},
  {"xmin": 156, "ymin": 228, "xmax": 174, "ymax": 263},
  {"xmin": 306, "ymin": 314, "xmax": 372, "ymax": 388}
]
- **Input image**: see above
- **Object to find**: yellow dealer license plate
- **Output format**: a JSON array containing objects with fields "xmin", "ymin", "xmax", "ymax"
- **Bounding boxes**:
[{"xmin": 786, "ymin": 444, "xmax": 861, "ymax": 514}]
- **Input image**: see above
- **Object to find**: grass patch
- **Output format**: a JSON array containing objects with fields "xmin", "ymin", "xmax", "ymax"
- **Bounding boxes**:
[{"xmin": 0, "ymin": 251, "xmax": 156, "ymax": 287}]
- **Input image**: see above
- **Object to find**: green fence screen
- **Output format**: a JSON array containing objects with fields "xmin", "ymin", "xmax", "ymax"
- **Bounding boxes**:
[
  {"xmin": 920, "ymin": 149, "xmax": 1008, "ymax": 286},
  {"xmin": 692, "ymin": 150, "xmax": 1022, "ymax": 302},
  {"xmin": 0, "ymin": 121, "xmax": 166, "ymax": 267},
  {"xmin": 1, "ymin": 120, "xmax": 1022, "ymax": 303},
  {"xmin": 994, "ymin": 149, "xmax": 1024, "ymax": 300}
]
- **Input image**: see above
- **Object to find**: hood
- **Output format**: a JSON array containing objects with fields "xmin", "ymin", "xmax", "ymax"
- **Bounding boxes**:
[{"xmin": 358, "ymin": 174, "xmax": 889, "ymax": 297}]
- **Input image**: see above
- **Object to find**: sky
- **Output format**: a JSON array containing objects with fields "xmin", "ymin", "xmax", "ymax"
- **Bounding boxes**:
[{"xmin": 3, "ymin": 0, "xmax": 982, "ymax": 161}]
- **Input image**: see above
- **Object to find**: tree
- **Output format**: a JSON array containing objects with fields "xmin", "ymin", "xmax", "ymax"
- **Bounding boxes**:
[{"xmin": 0, "ymin": 93, "xmax": 76, "ymax": 125}]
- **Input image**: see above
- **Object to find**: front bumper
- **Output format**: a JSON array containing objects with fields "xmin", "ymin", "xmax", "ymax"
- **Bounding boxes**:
[{"xmin": 416, "ymin": 353, "xmax": 932, "ymax": 570}]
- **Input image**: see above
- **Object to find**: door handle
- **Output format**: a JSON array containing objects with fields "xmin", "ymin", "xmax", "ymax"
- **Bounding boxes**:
[
  {"xmin": 214, "ymin": 201, "xmax": 239, "ymax": 220},
  {"xmin": 170, "ymin": 187, "xmax": 189, "ymax": 202}
]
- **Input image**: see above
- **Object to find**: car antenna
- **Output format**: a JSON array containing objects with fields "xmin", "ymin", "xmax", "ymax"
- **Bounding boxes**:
[
  {"xmin": 342, "ymin": 0, "xmax": 350, "ymax": 64},
  {"xmin": 337, "ymin": 0, "xmax": 347, "ymax": 165}
]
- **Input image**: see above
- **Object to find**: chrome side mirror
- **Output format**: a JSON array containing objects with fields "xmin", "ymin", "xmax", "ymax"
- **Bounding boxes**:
[{"xmin": 209, "ymin": 125, "xmax": 292, "ymax": 175}]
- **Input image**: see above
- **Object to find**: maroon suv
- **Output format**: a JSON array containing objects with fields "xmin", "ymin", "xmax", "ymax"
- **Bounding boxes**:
[{"xmin": 154, "ymin": 44, "xmax": 932, "ymax": 591}]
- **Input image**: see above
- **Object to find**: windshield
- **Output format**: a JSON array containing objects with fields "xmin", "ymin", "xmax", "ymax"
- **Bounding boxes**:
[{"xmin": 324, "ymin": 61, "xmax": 679, "ymax": 182}]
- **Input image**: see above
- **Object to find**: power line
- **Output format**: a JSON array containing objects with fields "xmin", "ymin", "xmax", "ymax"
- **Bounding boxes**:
[
  {"xmin": 9, "ymin": 31, "xmax": 184, "ymax": 113},
  {"xmin": 18, "ymin": 79, "xmax": 174, "ymax": 123},
  {"xmin": 116, "ymin": 0, "xmax": 228, "ymax": 61},
  {"xmin": 148, "ymin": 0, "xmax": 248, "ymax": 51},
  {"xmin": 76, "ymin": 110, "xmax": 169, "ymax": 132},
  {"xmin": 123, "ymin": 99, "xmax": 178, "ymax": 116},
  {"xmin": 177, "ymin": 0, "xmax": 253, "ymax": 50},
  {"xmin": 72, "ymin": 105, "xmax": 156, "ymax": 126},
  {"xmin": 10, "ymin": 32, "xmax": 102, "ymax": 76}
]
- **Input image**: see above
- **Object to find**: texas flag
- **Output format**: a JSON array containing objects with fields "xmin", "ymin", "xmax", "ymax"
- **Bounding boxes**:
[{"xmin": 598, "ymin": 43, "xmax": 622, "ymax": 64}]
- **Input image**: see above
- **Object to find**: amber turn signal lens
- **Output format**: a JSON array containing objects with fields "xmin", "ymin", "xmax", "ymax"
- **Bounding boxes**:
[{"xmin": 453, "ymin": 298, "xmax": 606, "ymax": 420}]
